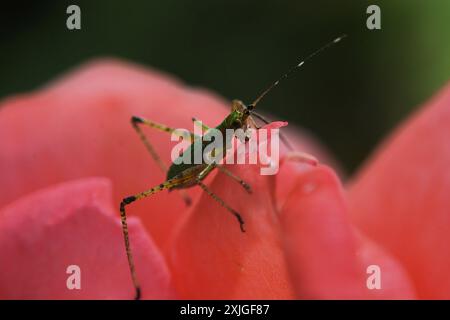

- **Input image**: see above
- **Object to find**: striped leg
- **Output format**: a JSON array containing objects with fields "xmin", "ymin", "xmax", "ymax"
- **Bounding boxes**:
[
  {"xmin": 192, "ymin": 117, "xmax": 211, "ymax": 131},
  {"xmin": 196, "ymin": 164, "xmax": 246, "ymax": 232},
  {"xmin": 131, "ymin": 115, "xmax": 195, "ymax": 205},
  {"xmin": 119, "ymin": 174, "xmax": 192, "ymax": 299},
  {"xmin": 217, "ymin": 165, "xmax": 252, "ymax": 193}
]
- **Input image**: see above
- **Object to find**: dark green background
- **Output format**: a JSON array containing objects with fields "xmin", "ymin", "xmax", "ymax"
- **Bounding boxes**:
[{"xmin": 1, "ymin": 1, "xmax": 449, "ymax": 173}]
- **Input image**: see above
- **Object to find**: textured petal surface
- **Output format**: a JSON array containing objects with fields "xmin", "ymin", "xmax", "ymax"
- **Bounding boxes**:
[
  {"xmin": 0, "ymin": 178, "xmax": 174, "ymax": 299},
  {"xmin": 0, "ymin": 59, "xmax": 227, "ymax": 248},
  {"xmin": 0, "ymin": 59, "xmax": 335, "ymax": 252},
  {"xmin": 168, "ymin": 163, "xmax": 295, "ymax": 299},
  {"xmin": 348, "ymin": 82, "xmax": 450, "ymax": 299},
  {"xmin": 1, "ymin": 58, "xmax": 433, "ymax": 300},
  {"xmin": 279, "ymin": 162, "xmax": 416, "ymax": 299},
  {"xmin": 167, "ymin": 123, "xmax": 296, "ymax": 299}
]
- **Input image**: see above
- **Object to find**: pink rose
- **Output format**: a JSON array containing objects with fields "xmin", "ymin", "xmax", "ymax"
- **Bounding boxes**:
[{"xmin": 0, "ymin": 59, "xmax": 448, "ymax": 299}]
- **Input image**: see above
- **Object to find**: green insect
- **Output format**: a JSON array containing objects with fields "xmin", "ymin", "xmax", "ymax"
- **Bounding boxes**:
[{"xmin": 120, "ymin": 35, "xmax": 346, "ymax": 299}]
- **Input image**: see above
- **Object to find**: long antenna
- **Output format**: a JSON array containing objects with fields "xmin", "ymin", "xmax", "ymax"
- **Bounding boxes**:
[
  {"xmin": 251, "ymin": 111, "xmax": 294, "ymax": 151},
  {"xmin": 248, "ymin": 34, "xmax": 347, "ymax": 109}
]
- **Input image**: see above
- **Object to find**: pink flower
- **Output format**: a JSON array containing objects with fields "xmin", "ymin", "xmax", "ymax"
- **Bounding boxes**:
[{"xmin": 0, "ymin": 59, "xmax": 448, "ymax": 299}]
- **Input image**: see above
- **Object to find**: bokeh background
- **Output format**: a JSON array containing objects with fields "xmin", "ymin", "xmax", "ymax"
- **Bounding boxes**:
[{"xmin": 1, "ymin": 0, "xmax": 449, "ymax": 174}]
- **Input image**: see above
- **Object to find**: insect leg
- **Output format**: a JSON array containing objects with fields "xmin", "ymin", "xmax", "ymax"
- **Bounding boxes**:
[
  {"xmin": 130, "ymin": 115, "xmax": 194, "ymax": 205},
  {"xmin": 192, "ymin": 117, "xmax": 211, "ymax": 131},
  {"xmin": 251, "ymin": 112, "xmax": 294, "ymax": 151},
  {"xmin": 119, "ymin": 176, "xmax": 189, "ymax": 299},
  {"xmin": 195, "ymin": 164, "xmax": 246, "ymax": 232},
  {"xmin": 131, "ymin": 116, "xmax": 196, "ymax": 170},
  {"xmin": 217, "ymin": 165, "xmax": 252, "ymax": 193},
  {"xmin": 196, "ymin": 180, "xmax": 246, "ymax": 232}
]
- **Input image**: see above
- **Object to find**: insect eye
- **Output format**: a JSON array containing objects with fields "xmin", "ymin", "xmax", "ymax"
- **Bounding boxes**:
[{"xmin": 244, "ymin": 109, "xmax": 250, "ymax": 115}]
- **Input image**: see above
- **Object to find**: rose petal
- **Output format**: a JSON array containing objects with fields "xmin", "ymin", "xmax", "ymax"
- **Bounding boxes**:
[
  {"xmin": 354, "ymin": 231, "xmax": 416, "ymax": 299},
  {"xmin": 168, "ymin": 163, "xmax": 295, "ymax": 299},
  {"xmin": 0, "ymin": 59, "xmax": 339, "ymax": 251},
  {"xmin": 280, "ymin": 165, "xmax": 365, "ymax": 298},
  {"xmin": 0, "ymin": 178, "xmax": 174, "ymax": 299},
  {"xmin": 0, "ymin": 59, "xmax": 228, "ymax": 248},
  {"xmin": 0, "ymin": 58, "xmax": 346, "ymax": 300},
  {"xmin": 279, "ymin": 164, "xmax": 415, "ymax": 299},
  {"xmin": 348, "ymin": 82, "xmax": 450, "ymax": 298}
]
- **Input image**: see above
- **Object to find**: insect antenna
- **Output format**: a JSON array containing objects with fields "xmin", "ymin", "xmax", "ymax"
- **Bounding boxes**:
[
  {"xmin": 251, "ymin": 111, "xmax": 294, "ymax": 151},
  {"xmin": 247, "ymin": 34, "xmax": 347, "ymax": 110}
]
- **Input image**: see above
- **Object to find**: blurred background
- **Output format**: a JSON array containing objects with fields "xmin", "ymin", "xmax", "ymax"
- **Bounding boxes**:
[{"xmin": 1, "ymin": 0, "xmax": 449, "ymax": 174}]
